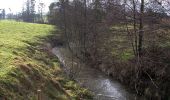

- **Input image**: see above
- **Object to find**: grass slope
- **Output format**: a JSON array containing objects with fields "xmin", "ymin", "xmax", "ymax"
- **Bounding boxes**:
[{"xmin": 0, "ymin": 20, "xmax": 92, "ymax": 100}]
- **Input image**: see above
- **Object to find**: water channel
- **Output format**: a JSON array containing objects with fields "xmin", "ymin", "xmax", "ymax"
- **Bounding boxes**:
[{"xmin": 52, "ymin": 46, "xmax": 141, "ymax": 100}]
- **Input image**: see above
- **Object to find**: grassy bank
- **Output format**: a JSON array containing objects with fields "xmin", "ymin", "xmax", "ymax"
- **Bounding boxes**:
[{"xmin": 0, "ymin": 20, "xmax": 92, "ymax": 100}]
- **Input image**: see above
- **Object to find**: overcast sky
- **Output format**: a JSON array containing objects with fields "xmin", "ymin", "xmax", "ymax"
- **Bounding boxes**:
[{"xmin": 0, "ymin": 0, "xmax": 56, "ymax": 14}]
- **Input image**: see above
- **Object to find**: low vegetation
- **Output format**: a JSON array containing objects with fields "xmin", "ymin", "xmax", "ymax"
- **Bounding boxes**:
[
  {"xmin": 106, "ymin": 25, "xmax": 170, "ymax": 99},
  {"xmin": 0, "ymin": 20, "xmax": 93, "ymax": 100}
]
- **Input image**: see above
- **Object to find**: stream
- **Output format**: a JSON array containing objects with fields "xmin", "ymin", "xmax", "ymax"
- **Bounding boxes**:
[{"xmin": 52, "ymin": 46, "xmax": 141, "ymax": 100}]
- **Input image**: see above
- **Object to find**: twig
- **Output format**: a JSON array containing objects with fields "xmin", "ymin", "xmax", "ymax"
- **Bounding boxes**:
[{"xmin": 144, "ymin": 71, "xmax": 159, "ymax": 89}]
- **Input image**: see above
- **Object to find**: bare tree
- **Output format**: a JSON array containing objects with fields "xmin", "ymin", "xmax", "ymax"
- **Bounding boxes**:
[{"xmin": 138, "ymin": 0, "xmax": 144, "ymax": 56}]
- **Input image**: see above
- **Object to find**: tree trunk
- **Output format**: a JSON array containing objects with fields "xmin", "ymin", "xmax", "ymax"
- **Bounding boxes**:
[
  {"xmin": 138, "ymin": 0, "xmax": 144, "ymax": 56},
  {"xmin": 132, "ymin": 0, "xmax": 138, "ymax": 56}
]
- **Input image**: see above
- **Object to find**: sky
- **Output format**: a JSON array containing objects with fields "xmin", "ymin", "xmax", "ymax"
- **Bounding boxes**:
[{"xmin": 0, "ymin": 0, "xmax": 56, "ymax": 14}]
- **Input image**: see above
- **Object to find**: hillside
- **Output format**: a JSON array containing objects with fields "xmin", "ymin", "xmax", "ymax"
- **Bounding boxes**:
[{"xmin": 0, "ymin": 20, "xmax": 92, "ymax": 100}]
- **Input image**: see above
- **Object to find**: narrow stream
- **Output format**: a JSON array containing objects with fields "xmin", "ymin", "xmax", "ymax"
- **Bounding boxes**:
[{"xmin": 52, "ymin": 46, "xmax": 141, "ymax": 100}]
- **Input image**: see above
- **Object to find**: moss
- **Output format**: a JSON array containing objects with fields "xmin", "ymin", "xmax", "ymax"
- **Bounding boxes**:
[{"xmin": 63, "ymin": 80, "xmax": 94, "ymax": 99}]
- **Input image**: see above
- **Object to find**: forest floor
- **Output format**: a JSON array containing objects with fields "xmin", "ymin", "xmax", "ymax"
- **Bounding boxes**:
[{"xmin": 0, "ymin": 20, "xmax": 92, "ymax": 100}]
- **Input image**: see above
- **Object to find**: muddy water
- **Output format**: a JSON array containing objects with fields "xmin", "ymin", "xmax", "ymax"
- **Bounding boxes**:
[{"xmin": 52, "ymin": 47, "xmax": 141, "ymax": 100}]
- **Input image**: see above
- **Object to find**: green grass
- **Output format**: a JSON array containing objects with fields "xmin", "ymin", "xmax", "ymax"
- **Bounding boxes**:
[
  {"xmin": 109, "ymin": 25, "xmax": 135, "ymax": 61},
  {"xmin": 110, "ymin": 24, "xmax": 170, "ymax": 61},
  {"xmin": 0, "ymin": 20, "xmax": 93, "ymax": 99},
  {"xmin": 0, "ymin": 20, "xmax": 53, "ymax": 77}
]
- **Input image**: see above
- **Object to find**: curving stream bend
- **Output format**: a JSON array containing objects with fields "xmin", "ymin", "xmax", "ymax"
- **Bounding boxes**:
[{"xmin": 52, "ymin": 46, "xmax": 141, "ymax": 100}]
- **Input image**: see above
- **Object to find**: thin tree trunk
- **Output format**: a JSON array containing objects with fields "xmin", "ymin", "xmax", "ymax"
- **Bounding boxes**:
[
  {"xmin": 138, "ymin": 0, "xmax": 144, "ymax": 56},
  {"xmin": 132, "ymin": 0, "xmax": 138, "ymax": 56},
  {"xmin": 124, "ymin": 0, "xmax": 136, "ymax": 56},
  {"xmin": 83, "ymin": 0, "xmax": 87, "ymax": 61}
]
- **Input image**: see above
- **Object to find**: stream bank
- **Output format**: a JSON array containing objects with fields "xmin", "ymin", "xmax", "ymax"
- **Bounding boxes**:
[{"xmin": 52, "ymin": 46, "xmax": 142, "ymax": 100}]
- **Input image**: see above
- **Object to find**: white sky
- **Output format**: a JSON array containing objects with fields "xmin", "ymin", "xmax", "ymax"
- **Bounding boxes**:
[{"xmin": 0, "ymin": 0, "xmax": 56, "ymax": 14}]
